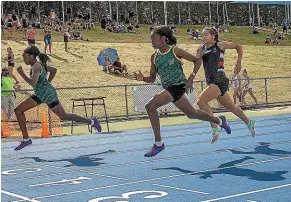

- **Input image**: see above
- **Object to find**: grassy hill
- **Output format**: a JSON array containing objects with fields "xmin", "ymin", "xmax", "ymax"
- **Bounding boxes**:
[{"xmin": 1, "ymin": 25, "xmax": 290, "ymax": 89}]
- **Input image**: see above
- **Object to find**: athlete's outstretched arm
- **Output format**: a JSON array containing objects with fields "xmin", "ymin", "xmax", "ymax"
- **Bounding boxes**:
[
  {"xmin": 134, "ymin": 53, "xmax": 157, "ymax": 83},
  {"xmin": 46, "ymin": 65, "xmax": 57, "ymax": 83},
  {"xmin": 192, "ymin": 45, "xmax": 203, "ymax": 76},
  {"xmin": 17, "ymin": 64, "xmax": 41, "ymax": 87},
  {"xmin": 219, "ymin": 41, "xmax": 243, "ymax": 72}
]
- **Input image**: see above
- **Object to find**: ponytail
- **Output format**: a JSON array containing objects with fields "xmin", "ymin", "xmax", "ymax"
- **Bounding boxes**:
[
  {"xmin": 166, "ymin": 34, "xmax": 177, "ymax": 46},
  {"xmin": 153, "ymin": 26, "xmax": 177, "ymax": 46},
  {"xmin": 39, "ymin": 53, "xmax": 51, "ymax": 65}
]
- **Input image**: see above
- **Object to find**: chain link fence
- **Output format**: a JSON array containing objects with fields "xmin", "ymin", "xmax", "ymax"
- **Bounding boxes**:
[{"xmin": 1, "ymin": 76, "xmax": 291, "ymax": 137}]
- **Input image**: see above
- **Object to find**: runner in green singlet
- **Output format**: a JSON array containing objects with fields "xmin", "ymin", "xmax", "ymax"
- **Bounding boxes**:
[
  {"xmin": 14, "ymin": 46, "xmax": 102, "ymax": 151},
  {"xmin": 134, "ymin": 26, "xmax": 231, "ymax": 157}
]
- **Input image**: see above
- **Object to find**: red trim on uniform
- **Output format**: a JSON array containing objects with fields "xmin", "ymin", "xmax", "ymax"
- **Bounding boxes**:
[{"xmin": 218, "ymin": 61, "xmax": 224, "ymax": 67}]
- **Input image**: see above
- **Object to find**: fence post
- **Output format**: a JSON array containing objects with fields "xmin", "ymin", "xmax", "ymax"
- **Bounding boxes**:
[
  {"xmin": 125, "ymin": 85, "xmax": 129, "ymax": 119},
  {"xmin": 264, "ymin": 78, "xmax": 268, "ymax": 104},
  {"xmin": 48, "ymin": 108, "xmax": 52, "ymax": 137}
]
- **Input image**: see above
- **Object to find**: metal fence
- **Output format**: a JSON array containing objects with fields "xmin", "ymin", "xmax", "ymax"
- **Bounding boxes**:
[{"xmin": 1, "ymin": 76, "xmax": 291, "ymax": 137}]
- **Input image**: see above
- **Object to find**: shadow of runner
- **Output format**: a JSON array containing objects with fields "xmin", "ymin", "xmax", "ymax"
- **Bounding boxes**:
[
  {"xmin": 153, "ymin": 156, "xmax": 288, "ymax": 181},
  {"xmin": 20, "ymin": 150, "xmax": 116, "ymax": 167}
]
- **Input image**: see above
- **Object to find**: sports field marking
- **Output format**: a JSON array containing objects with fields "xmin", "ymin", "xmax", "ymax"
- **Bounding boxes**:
[
  {"xmin": 29, "ymin": 177, "xmax": 92, "ymax": 187},
  {"xmin": 2, "ymin": 119, "xmax": 291, "ymax": 158},
  {"xmin": 18, "ymin": 156, "xmax": 291, "ymax": 200},
  {"xmin": 152, "ymin": 183, "xmax": 209, "ymax": 195},
  {"xmin": 2, "ymin": 115, "xmax": 289, "ymax": 151},
  {"xmin": 88, "ymin": 173, "xmax": 129, "ymax": 181},
  {"xmin": 3, "ymin": 136, "xmax": 291, "ymax": 169},
  {"xmin": 201, "ymin": 183, "xmax": 291, "ymax": 202},
  {"xmin": 1, "ymin": 190, "xmax": 41, "ymax": 202},
  {"xmin": 1, "ymin": 168, "xmax": 42, "ymax": 175}
]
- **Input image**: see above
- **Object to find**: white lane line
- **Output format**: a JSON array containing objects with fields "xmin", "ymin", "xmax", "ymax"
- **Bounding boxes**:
[
  {"xmin": 0, "ymin": 190, "xmax": 41, "ymax": 202},
  {"xmin": 201, "ymin": 183, "xmax": 291, "ymax": 202},
  {"xmin": 31, "ymin": 156, "xmax": 291, "ymax": 200},
  {"xmin": 152, "ymin": 183, "xmax": 209, "ymax": 195},
  {"xmin": 88, "ymin": 173, "xmax": 128, "ymax": 181}
]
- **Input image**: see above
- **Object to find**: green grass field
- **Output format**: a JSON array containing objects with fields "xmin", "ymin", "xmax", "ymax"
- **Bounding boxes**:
[{"xmin": 2, "ymin": 24, "xmax": 291, "ymax": 45}]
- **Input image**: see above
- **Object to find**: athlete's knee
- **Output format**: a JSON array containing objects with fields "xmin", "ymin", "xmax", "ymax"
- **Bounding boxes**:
[
  {"xmin": 55, "ymin": 111, "xmax": 67, "ymax": 120},
  {"xmin": 145, "ymin": 102, "xmax": 157, "ymax": 112},
  {"xmin": 185, "ymin": 111, "xmax": 198, "ymax": 119},
  {"xmin": 14, "ymin": 107, "xmax": 24, "ymax": 116},
  {"xmin": 225, "ymin": 104, "xmax": 239, "ymax": 112},
  {"xmin": 197, "ymin": 97, "xmax": 207, "ymax": 108}
]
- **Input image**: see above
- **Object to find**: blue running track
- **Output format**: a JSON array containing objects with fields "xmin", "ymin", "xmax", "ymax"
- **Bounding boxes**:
[{"xmin": 1, "ymin": 114, "xmax": 291, "ymax": 202}]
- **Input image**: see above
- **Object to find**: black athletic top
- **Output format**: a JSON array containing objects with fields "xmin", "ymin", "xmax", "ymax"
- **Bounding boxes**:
[
  {"xmin": 202, "ymin": 42, "xmax": 225, "ymax": 84},
  {"xmin": 12, "ymin": 14, "xmax": 17, "ymax": 21},
  {"xmin": 22, "ymin": 18, "xmax": 28, "ymax": 27}
]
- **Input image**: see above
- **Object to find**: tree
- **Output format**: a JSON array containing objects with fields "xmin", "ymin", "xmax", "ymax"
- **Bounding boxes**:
[
  {"xmin": 178, "ymin": 2, "xmax": 181, "ymax": 25},
  {"xmin": 109, "ymin": 1, "xmax": 112, "ymax": 20},
  {"xmin": 164, "ymin": 1, "xmax": 167, "ymax": 25}
]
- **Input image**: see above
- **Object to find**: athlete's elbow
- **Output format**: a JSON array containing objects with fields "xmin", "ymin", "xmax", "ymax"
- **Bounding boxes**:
[
  {"xmin": 30, "ymin": 81, "xmax": 37, "ymax": 87},
  {"xmin": 236, "ymin": 44, "xmax": 243, "ymax": 53},
  {"xmin": 149, "ymin": 77, "xmax": 155, "ymax": 83}
]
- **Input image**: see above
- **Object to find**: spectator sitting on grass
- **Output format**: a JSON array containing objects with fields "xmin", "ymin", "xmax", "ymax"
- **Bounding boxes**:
[
  {"xmin": 103, "ymin": 56, "xmax": 111, "ymax": 73},
  {"xmin": 119, "ymin": 23, "xmax": 127, "ymax": 33},
  {"xmin": 127, "ymin": 23, "xmax": 135, "ymax": 33},
  {"xmin": 265, "ymin": 35, "xmax": 280, "ymax": 45},
  {"xmin": 273, "ymin": 30, "xmax": 285, "ymax": 40},
  {"xmin": 265, "ymin": 36, "xmax": 272, "ymax": 44},
  {"xmin": 109, "ymin": 56, "xmax": 128, "ymax": 74},
  {"xmin": 278, "ymin": 32, "xmax": 286, "ymax": 40},
  {"xmin": 186, "ymin": 27, "xmax": 191, "ymax": 34},
  {"xmin": 71, "ymin": 30, "xmax": 89, "ymax": 41},
  {"xmin": 106, "ymin": 24, "xmax": 113, "ymax": 32},
  {"xmin": 192, "ymin": 29, "xmax": 200, "ymax": 40},
  {"xmin": 251, "ymin": 26, "xmax": 259, "ymax": 35},
  {"xmin": 221, "ymin": 24, "xmax": 230, "ymax": 32}
]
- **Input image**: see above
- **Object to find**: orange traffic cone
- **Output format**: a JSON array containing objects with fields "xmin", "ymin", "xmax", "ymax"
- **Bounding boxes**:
[
  {"xmin": 41, "ymin": 115, "xmax": 50, "ymax": 138},
  {"xmin": 1, "ymin": 127, "xmax": 7, "ymax": 138}
]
